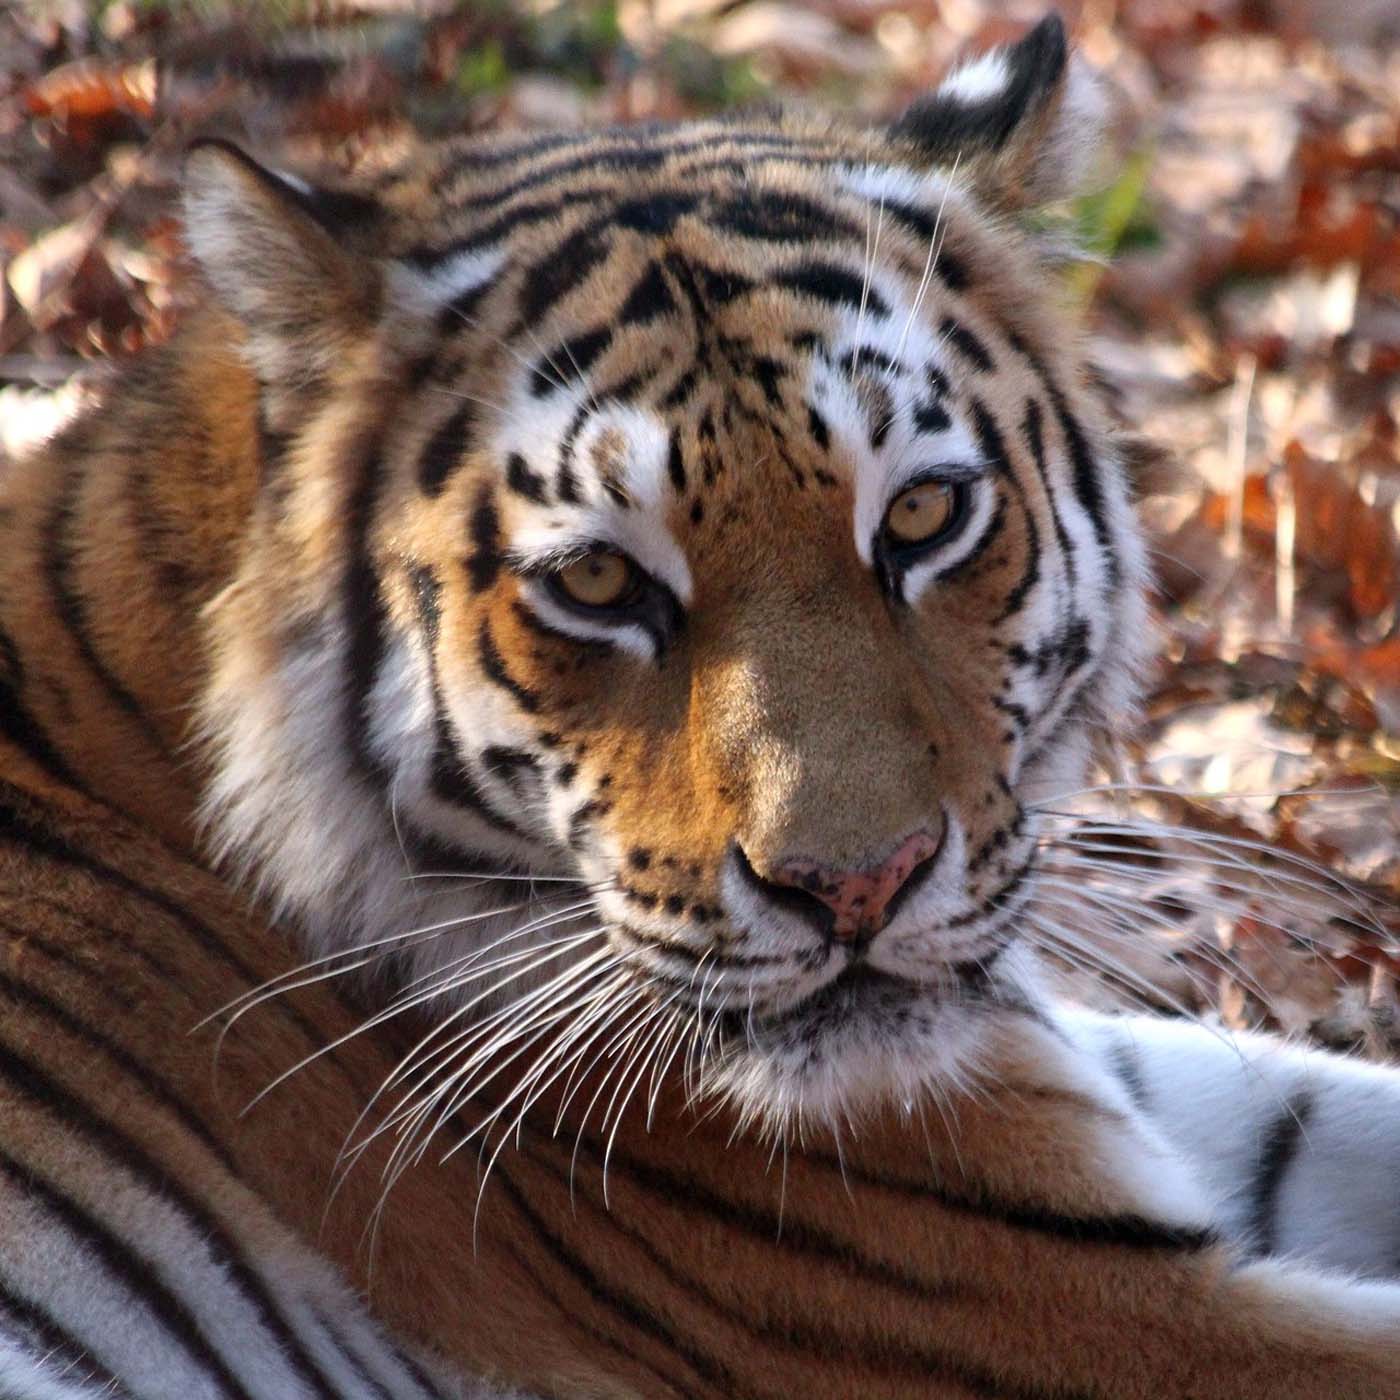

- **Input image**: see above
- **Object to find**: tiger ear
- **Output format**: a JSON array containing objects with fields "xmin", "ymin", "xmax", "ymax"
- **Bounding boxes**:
[
  {"xmin": 889, "ymin": 14, "xmax": 1106, "ymax": 211},
  {"xmin": 181, "ymin": 140, "xmax": 383, "ymax": 411}
]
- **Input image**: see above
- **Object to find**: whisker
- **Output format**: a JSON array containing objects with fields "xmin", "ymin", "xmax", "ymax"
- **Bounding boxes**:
[
  {"xmin": 248, "ymin": 925, "xmax": 602, "ymax": 1118},
  {"xmin": 894, "ymin": 150, "xmax": 961, "ymax": 364}
]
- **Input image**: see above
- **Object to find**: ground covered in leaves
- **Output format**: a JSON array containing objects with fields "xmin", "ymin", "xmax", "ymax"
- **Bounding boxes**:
[{"xmin": 4, "ymin": 0, "xmax": 1400, "ymax": 1053}]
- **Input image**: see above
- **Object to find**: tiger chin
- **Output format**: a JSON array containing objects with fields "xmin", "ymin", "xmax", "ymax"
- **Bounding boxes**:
[{"xmin": 6, "ymin": 12, "xmax": 1400, "ymax": 1400}]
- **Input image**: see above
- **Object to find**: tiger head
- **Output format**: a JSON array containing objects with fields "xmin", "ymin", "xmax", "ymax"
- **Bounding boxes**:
[{"xmin": 188, "ymin": 15, "xmax": 1149, "ymax": 1129}]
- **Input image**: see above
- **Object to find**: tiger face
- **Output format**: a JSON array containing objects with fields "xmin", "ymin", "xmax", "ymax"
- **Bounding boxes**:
[{"xmin": 190, "ymin": 16, "xmax": 1148, "ymax": 1127}]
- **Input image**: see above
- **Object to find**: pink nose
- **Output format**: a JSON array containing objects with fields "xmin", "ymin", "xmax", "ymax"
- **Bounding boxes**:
[{"xmin": 769, "ymin": 831, "xmax": 942, "ymax": 939}]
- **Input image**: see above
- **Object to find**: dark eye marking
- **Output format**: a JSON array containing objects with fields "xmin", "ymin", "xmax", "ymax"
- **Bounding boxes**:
[{"xmin": 477, "ymin": 618, "xmax": 541, "ymax": 713}]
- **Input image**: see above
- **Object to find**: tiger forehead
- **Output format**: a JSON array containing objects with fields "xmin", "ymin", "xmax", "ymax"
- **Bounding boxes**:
[{"xmin": 380, "ymin": 116, "xmax": 922, "ymax": 260}]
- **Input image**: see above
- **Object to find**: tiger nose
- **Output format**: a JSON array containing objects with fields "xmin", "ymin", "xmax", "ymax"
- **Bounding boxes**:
[{"xmin": 768, "ymin": 831, "xmax": 943, "ymax": 940}]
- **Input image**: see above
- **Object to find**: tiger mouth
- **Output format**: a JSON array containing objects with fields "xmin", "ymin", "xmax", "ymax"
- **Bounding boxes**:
[{"xmin": 716, "ymin": 944, "xmax": 1010, "ymax": 1047}]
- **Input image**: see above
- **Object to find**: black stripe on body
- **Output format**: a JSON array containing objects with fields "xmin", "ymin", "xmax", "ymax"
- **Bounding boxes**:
[
  {"xmin": 0, "ymin": 794, "xmax": 370, "ymax": 1103},
  {"xmin": 489, "ymin": 1159, "xmax": 731, "ymax": 1399},
  {"xmin": 0, "ymin": 1039, "xmax": 345, "ymax": 1400},
  {"xmin": 480, "ymin": 745, "xmax": 541, "ymax": 791},
  {"xmin": 43, "ymin": 462, "xmax": 170, "ymax": 758},
  {"xmin": 429, "ymin": 730, "xmax": 530, "ymax": 838},
  {"xmin": 879, "ymin": 202, "xmax": 971, "ymax": 291},
  {"xmin": 479, "ymin": 1167, "xmax": 704, "ymax": 1400},
  {"xmin": 665, "ymin": 429, "xmax": 686, "ymax": 494},
  {"xmin": 0, "ymin": 970, "xmax": 236, "ymax": 1175},
  {"xmin": 0, "ymin": 1279, "xmax": 131, "ymax": 1397},
  {"xmin": 307, "ymin": 1308, "xmax": 398, "ymax": 1400},
  {"xmin": 15, "ymin": 894, "xmax": 183, "ymax": 1000},
  {"xmin": 913, "ymin": 398, "xmax": 951, "ymax": 435},
  {"xmin": 594, "ymin": 367, "xmax": 656, "ymax": 405},
  {"xmin": 409, "ymin": 187, "xmax": 614, "ymax": 263},
  {"xmin": 0, "ymin": 626, "xmax": 96, "ymax": 800},
  {"xmin": 833, "ymin": 1151, "xmax": 1218, "ymax": 1253},
  {"xmin": 381, "ymin": 1336, "xmax": 454, "ymax": 1400},
  {"xmin": 614, "ymin": 192, "xmax": 700, "ymax": 235},
  {"xmin": 0, "ymin": 1144, "xmax": 258, "ymax": 1400},
  {"xmin": 835, "ymin": 345, "xmax": 905, "ymax": 379},
  {"xmin": 566, "ymin": 799, "xmax": 608, "ymax": 852},
  {"xmin": 1248, "ymin": 1093, "xmax": 1313, "ymax": 1257},
  {"xmin": 518, "ymin": 1134, "xmax": 1101, "ymax": 1400},
  {"xmin": 0, "ymin": 910, "xmax": 140, "ymax": 1006}
]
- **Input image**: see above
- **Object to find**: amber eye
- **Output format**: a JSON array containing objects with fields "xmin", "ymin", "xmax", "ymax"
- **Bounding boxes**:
[
  {"xmin": 553, "ymin": 551, "xmax": 636, "ymax": 608},
  {"xmin": 883, "ymin": 481, "xmax": 958, "ymax": 547}
]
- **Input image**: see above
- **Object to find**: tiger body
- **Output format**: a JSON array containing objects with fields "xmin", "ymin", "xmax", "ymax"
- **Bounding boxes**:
[{"xmin": 3, "ymin": 15, "xmax": 1400, "ymax": 1397}]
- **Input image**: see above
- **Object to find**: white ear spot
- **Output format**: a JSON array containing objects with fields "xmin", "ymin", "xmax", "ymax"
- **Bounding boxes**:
[{"xmin": 937, "ymin": 51, "xmax": 1013, "ymax": 104}]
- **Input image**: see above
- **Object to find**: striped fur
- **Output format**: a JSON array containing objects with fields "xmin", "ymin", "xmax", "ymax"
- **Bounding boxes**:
[{"xmin": 2, "ymin": 14, "xmax": 1400, "ymax": 1397}]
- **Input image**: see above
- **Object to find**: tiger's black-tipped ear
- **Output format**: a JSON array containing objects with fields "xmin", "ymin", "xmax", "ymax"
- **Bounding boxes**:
[
  {"xmin": 890, "ymin": 15, "xmax": 1105, "ymax": 210},
  {"xmin": 181, "ymin": 140, "xmax": 382, "ymax": 405}
]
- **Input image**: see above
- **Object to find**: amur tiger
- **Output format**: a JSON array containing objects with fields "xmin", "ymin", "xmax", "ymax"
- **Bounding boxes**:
[{"xmin": 2, "ymin": 13, "xmax": 1399, "ymax": 1398}]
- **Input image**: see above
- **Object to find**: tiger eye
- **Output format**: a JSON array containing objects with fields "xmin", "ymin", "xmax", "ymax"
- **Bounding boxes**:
[
  {"xmin": 885, "ymin": 482, "xmax": 956, "ymax": 545},
  {"xmin": 555, "ymin": 551, "xmax": 634, "ymax": 608}
]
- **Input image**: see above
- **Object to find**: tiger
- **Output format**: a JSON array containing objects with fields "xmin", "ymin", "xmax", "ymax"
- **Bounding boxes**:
[{"xmin": 3, "ymin": 11, "xmax": 1400, "ymax": 1397}]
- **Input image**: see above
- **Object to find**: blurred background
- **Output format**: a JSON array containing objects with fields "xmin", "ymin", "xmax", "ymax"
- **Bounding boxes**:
[{"xmin": 4, "ymin": 0, "xmax": 1400, "ymax": 1050}]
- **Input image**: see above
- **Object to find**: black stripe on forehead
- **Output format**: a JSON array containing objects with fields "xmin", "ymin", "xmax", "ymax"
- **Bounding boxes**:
[
  {"xmin": 443, "ymin": 128, "xmax": 845, "ymax": 209},
  {"xmin": 530, "ymin": 326, "xmax": 613, "ymax": 398},
  {"xmin": 709, "ymin": 188, "xmax": 863, "ymax": 244},
  {"xmin": 406, "ymin": 187, "xmax": 612, "ymax": 265},
  {"xmin": 519, "ymin": 220, "xmax": 612, "ymax": 325},
  {"xmin": 774, "ymin": 262, "xmax": 889, "ymax": 317}
]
